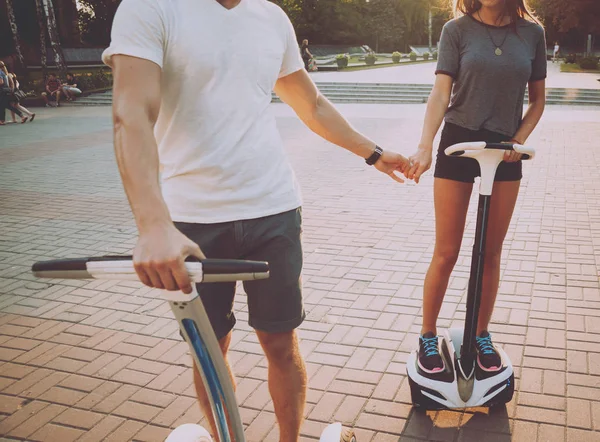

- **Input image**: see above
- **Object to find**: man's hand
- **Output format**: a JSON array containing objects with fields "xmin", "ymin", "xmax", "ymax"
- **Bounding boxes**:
[
  {"xmin": 133, "ymin": 224, "xmax": 206, "ymax": 294},
  {"xmin": 405, "ymin": 145, "xmax": 433, "ymax": 184},
  {"xmin": 374, "ymin": 151, "xmax": 410, "ymax": 183}
]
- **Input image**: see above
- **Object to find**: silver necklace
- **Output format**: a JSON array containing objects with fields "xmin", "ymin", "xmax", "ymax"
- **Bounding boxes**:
[{"xmin": 477, "ymin": 10, "xmax": 509, "ymax": 56}]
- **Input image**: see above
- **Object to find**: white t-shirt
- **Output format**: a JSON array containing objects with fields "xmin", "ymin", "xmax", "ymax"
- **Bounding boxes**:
[{"xmin": 102, "ymin": 0, "xmax": 304, "ymax": 223}]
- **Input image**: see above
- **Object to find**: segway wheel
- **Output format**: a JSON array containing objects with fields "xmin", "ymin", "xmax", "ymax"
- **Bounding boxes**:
[
  {"xmin": 409, "ymin": 376, "xmax": 448, "ymax": 411},
  {"xmin": 341, "ymin": 428, "xmax": 356, "ymax": 442}
]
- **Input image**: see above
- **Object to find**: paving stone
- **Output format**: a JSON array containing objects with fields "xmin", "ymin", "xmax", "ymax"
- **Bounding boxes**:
[{"xmin": 1, "ymin": 104, "xmax": 599, "ymax": 440}]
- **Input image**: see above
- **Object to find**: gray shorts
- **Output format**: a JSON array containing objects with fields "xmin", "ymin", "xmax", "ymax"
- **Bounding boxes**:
[{"xmin": 174, "ymin": 208, "xmax": 304, "ymax": 340}]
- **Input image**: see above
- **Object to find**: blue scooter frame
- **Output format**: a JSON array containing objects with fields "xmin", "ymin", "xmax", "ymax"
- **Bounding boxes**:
[{"xmin": 32, "ymin": 256, "xmax": 352, "ymax": 442}]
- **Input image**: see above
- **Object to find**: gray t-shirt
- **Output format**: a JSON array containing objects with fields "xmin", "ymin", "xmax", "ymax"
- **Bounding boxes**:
[{"xmin": 436, "ymin": 15, "xmax": 547, "ymax": 137}]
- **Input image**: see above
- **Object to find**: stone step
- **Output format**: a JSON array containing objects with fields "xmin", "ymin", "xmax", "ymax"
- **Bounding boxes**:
[{"xmin": 72, "ymin": 83, "xmax": 600, "ymax": 107}]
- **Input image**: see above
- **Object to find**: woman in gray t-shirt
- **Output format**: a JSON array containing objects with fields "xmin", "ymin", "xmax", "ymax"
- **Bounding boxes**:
[{"xmin": 404, "ymin": 0, "xmax": 547, "ymax": 374}]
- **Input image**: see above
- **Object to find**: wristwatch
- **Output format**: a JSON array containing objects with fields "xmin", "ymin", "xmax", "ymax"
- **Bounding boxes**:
[{"xmin": 365, "ymin": 145, "xmax": 383, "ymax": 165}]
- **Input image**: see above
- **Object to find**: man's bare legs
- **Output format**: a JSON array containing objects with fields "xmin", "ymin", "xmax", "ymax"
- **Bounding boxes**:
[
  {"xmin": 256, "ymin": 330, "xmax": 307, "ymax": 442},
  {"xmin": 193, "ymin": 329, "xmax": 307, "ymax": 442}
]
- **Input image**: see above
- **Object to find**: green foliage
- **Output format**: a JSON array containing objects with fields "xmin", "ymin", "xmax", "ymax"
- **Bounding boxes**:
[
  {"xmin": 565, "ymin": 53, "xmax": 577, "ymax": 63},
  {"xmin": 270, "ymin": 0, "xmax": 450, "ymax": 53},
  {"xmin": 392, "ymin": 51, "xmax": 401, "ymax": 63},
  {"xmin": 409, "ymin": 51, "xmax": 417, "ymax": 61},
  {"xmin": 78, "ymin": 0, "xmax": 122, "ymax": 46},
  {"xmin": 578, "ymin": 56, "xmax": 599, "ymax": 70},
  {"xmin": 432, "ymin": 51, "xmax": 438, "ymax": 60},
  {"xmin": 336, "ymin": 54, "xmax": 349, "ymax": 69},
  {"xmin": 365, "ymin": 53, "xmax": 377, "ymax": 66},
  {"xmin": 423, "ymin": 52, "xmax": 430, "ymax": 61}
]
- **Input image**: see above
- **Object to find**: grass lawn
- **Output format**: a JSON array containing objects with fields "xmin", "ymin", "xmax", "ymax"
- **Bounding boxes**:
[{"xmin": 560, "ymin": 63, "xmax": 600, "ymax": 74}]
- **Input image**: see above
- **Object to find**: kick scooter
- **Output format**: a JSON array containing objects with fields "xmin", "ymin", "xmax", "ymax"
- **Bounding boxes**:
[
  {"xmin": 406, "ymin": 141, "xmax": 535, "ymax": 409},
  {"xmin": 32, "ymin": 256, "xmax": 354, "ymax": 441}
]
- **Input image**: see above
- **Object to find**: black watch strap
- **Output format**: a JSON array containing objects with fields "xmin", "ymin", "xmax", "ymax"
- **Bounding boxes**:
[{"xmin": 365, "ymin": 145, "xmax": 383, "ymax": 165}]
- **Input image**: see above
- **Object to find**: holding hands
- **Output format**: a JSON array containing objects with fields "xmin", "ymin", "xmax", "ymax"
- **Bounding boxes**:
[
  {"xmin": 373, "ymin": 146, "xmax": 432, "ymax": 184},
  {"xmin": 405, "ymin": 145, "xmax": 433, "ymax": 184}
]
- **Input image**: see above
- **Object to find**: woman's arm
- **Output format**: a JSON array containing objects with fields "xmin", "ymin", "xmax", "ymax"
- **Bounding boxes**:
[
  {"xmin": 405, "ymin": 74, "xmax": 453, "ymax": 183},
  {"xmin": 512, "ymin": 80, "xmax": 545, "ymax": 144},
  {"xmin": 505, "ymin": 79, "xmax": 545, "ymax": 162}
]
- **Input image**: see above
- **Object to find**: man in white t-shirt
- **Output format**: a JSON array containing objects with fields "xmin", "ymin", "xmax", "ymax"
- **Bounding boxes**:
[{"xmin": 103, "ymin": 0, "xmax": 409, "ymax": 439}]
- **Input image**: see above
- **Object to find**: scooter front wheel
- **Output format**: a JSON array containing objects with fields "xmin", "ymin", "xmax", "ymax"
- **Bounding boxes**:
[{"xmin": 319, "ymin": 423, "xmax": 357, "ymax": 442}]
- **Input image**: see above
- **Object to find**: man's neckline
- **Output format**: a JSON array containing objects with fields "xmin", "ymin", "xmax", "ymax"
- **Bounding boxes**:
[{"xmin": 214, "ymin": 0, "xmax": 243, "ymax": 11}]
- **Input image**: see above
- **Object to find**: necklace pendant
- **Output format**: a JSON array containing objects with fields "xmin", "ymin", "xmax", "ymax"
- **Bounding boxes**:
[{"xmin": 495, "ymin": 47, "xmax": 503, "ymax": 56}]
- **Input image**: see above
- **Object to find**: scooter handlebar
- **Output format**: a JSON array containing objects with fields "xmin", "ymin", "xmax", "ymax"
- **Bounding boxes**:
[
  {"xmin": 444, "ymin": 142, "xmax": 535, "ymax": 160},
  {"xmin": 32, "ymin": 255, "xmax": 270, "ymax": 283}
]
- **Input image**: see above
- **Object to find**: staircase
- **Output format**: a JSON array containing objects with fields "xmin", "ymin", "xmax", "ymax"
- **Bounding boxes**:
[{"xmin": 70, "ymin": 83, "xmax": 600, "ymax": 106}]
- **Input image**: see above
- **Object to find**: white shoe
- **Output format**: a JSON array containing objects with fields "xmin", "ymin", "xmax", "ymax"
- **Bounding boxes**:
[{"xmin": 165, "ymin": 424, "xmax": 213, "ymax": 442}]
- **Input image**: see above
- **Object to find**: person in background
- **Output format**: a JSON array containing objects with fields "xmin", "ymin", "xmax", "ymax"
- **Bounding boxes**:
[
  {"xmin": 300, "ymin": 39, "xmax": 313, "ymax": 71},
  {"xmin": 42, "ymin": 73, "xmax": 62, "ymax": 107},
  {"xmin": 8, "ymin": 72, "xmax": 35, "ymax": 122},
  {"xmin": 62, "ymin": 73, "xmax": 82, "ymax": 101},
  {"xmin": 0, "ymin": 61, "xmax": 27, "ymax": 125},
  {"xmin": 553, "ymin": 41, "xmax": 560, "ymax": 62}
]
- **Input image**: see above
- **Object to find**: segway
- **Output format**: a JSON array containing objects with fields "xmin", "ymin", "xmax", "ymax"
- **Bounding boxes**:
[
  {"xmin": 32, "ymin": 256, "xmax": 354, "ymax": 442},
  {"xmin": 406, "ymin": 141, "xmax": 535, "ymax": 409}
]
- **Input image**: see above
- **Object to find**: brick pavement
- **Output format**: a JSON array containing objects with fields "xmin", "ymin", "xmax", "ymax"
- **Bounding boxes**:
[{"xmin": 0, "ymin": 105, "xmax": 599, "ymax": 441}]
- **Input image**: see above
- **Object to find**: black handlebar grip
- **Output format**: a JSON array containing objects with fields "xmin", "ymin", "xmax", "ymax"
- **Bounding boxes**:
[
  {"xmin": 200, "ymin": 259, "xmax": 269, "ymax": 275},
  {"xmin": 32, "ymin": 256, "xmax": 269, "ymax": 279}
]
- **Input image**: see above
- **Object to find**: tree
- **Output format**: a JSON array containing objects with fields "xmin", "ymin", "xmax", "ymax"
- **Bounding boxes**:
[
  {"xmin": 5, "ymin": 0, "xmax": 25, "ymax": 67},
  {"xmin": 78, "ymin": 0, "xmax": 122, "ymax": 46},
  {"xmin": 365, "ymin": 0, "xmax": 406, "ymax": 53},
  {"xmin": 34, "ymin": 0, "xmax": 48, "ymax": 78},
  {"xmin": 530, "ymin": 0, "xmax": 599, "ymax": 53},
  {"xmin": 42, "ymin": 0, "xmax": 67, "ymax": 76},
  {"xmin": 532, "ymin": 0, "xmax": 600, "ymax": 34}
]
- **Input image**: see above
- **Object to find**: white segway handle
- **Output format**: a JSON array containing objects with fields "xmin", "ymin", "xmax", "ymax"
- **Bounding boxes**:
[
  {"xmin": 32, "ymin": 255, "xmax": 270, "ymax": 283},
  {"xmin": 444, "ymin": 141, "xmax": 535, "ymax": 160}
]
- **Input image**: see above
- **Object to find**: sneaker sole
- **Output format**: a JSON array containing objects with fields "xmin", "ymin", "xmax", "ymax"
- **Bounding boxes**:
[
  {"xmin": 418, "ymin": 358, "xmax": 445, "ymax": 374},
  {"xmin": 477, "ymin": 354, "xmax": 502, "ymax": 372}
]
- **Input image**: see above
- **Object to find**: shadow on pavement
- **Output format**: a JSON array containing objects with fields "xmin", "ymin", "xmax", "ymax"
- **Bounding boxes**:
[{"xmin": 398, "ymin": 405, "xmax": 512, "ymax": 441}]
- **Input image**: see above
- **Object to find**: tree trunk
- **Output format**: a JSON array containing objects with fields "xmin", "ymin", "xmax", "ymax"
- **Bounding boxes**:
[
  {"xmin": 54, "ymin": 0, "xmax": 81, "ymax": 46},
  {"xmin": 5, "ymin": 0, "xmax": 26, "ymax": 68},
  {"xmin": 34, "ymin": 0, "xmax": 48, "ymax": 80},
  {"xmin": 41, "ymin": 0, "xmax": 67, "ymax": 77},
  {"xmin": 69, "ymin": 0, "xmax": 81, "ymax": 45}
]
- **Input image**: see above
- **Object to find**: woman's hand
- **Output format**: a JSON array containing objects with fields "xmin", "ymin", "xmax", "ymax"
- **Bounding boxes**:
[
  {"xmin": 405, "ymin": 145, "xmax": 433, "ymax": 183},
  {"xmin": 504, "ymin": 139, "xmax": 523, "ymax": 163}
]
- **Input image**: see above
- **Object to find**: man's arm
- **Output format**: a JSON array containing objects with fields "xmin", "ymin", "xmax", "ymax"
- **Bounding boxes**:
[
  {"xmin": 274, "ymin": 69, "xmax": 409, "ymax": 181},
  {"xmin": 111, "ymin": 55, "xmax": 204, "ymax": 293}
]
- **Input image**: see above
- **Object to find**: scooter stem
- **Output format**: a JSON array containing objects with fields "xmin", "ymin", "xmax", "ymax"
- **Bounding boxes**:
[{"xmin": 459, "ymin": 193, "xmax": 492, "ymax": 376}]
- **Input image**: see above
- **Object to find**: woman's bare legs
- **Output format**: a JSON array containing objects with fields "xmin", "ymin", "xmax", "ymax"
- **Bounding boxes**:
[
  {"xmin": 477, "ymin": 180, "xmax": 520, "ymax": 334},
  {"xmin": 421, "ymin": 178, "xmax": 473, "ymax": 335},
  {"xmin": 421, "ymin": 179, "xmax": 521, "ymax": 336}
]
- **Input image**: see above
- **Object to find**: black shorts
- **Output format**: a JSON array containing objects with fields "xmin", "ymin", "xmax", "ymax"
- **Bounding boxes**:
[
  {"xmin": 434, "ymin": 122, "xmax": 522, "ymax": 183},
  {"xmin": 174, "ymin": 208, "xmax": 305, "ymax": 340}
]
